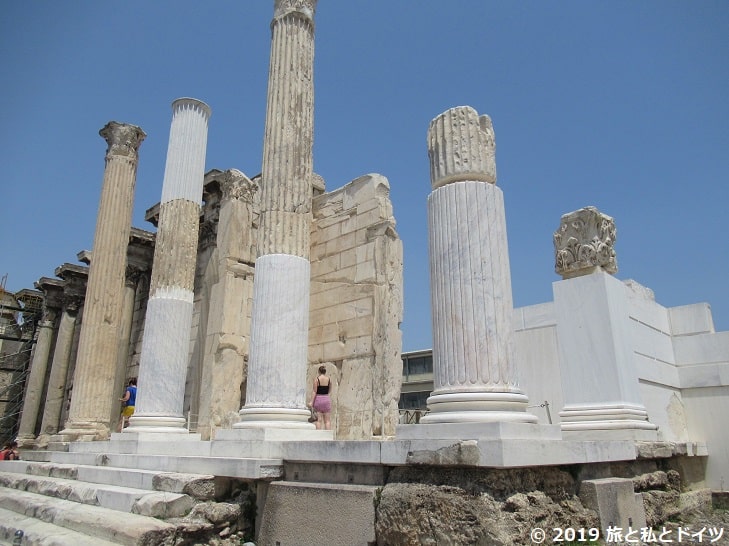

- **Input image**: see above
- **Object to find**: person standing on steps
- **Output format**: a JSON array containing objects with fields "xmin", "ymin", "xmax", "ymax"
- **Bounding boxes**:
[
  {"xmin": 311, "ymin": 365, "xmax": 332, "ymax": 431},
  {"xmin": 118, "ymin": 377, "xmax": 137, "ymax": 432}
]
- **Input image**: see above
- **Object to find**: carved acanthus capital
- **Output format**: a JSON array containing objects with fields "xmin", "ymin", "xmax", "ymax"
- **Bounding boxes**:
[
  {"xmin": 100, "ymin": 121, "xmax": 146, "ymax": 159},
  {"xmin": 220, "ymin": 169, "xmax": 258, "ymax": 203},
  {"xmin": 62, "ymin": 294, "xmax": 84, "ymax": 314},
  {"xmin": 124, "ymin": 264, "xmax": 146, "ymax": 288},
  {"xmin": 554, "ymin": 206, "xmax": 617, "ymax": 279},
  {"xmin": 274, "ymin": 0, "xmax": 316, "ymax": 20},
  {"xmin": 428, "ymin": 106, "xmax": 496, "ymax": 190},
  {"xmin": 39, "ymin": 307, "xmax": 59, "ymax": 328}
]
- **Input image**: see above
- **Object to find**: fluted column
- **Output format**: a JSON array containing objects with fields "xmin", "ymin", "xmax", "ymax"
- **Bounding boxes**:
[
  {"xmin": 39, "ymin": 298, "xmax": 80, "ymax": 439},
  {"xmin": 236, "ymin": 0, "xmax": 317, "ymax": 429},
  {"xmin": 126, "ymin": 98, "xmax": 211, "ymax": 433},
  {"xmin": 60, "ymin": 122, "xmax": 145, "ymax": 440},
  {"xmin": 420, "ymin": 106, "xmax": 536, "ymax": 424},
  {"xmin": 16, "ymin": 306, "xmax": 58, "ymax": 442}
]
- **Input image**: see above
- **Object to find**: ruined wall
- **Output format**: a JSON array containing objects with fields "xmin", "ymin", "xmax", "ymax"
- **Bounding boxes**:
[{"xmin": 309, "ymin": 174, "xmax": 403, "ymax": 439}]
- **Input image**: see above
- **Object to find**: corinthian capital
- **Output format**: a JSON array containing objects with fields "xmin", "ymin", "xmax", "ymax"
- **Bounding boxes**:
[
  {"xmin": 428, "ymin": 106, "xmax": 496, "ymax": 189},
  {"xmin": 554, "ymin": 207, "xmax": 617, "ymax": 279},
  {"xmin": 99, "ymin": 121, "xmax": 146, "ymax": 158},
  {"xmin": 274, "ymin": 0, "xmax": 316, "ymax": 20},
  {"xmin": 221, "ymin": 169, "xmax": 258, "ymax": 203}
]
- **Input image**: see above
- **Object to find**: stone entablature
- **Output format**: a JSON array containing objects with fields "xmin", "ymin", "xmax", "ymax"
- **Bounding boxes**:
[{"xmin": 554, "ymin": 206, "xmax": 617, "ymax": 279}]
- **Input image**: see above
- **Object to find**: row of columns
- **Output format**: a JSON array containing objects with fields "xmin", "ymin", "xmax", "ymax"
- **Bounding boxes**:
[{"xmin": 19, "ymin": 0, "xmax": 654, "ymax": 443}]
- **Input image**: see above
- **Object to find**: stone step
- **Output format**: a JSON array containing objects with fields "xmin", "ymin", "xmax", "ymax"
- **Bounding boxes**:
[
  {"xmin": 0, "ymin": 506, "xmax": 119, "ymax": 546},
  {"xmin": 46, "ymin": 450, "xmax": 283, "ymax": 479},
  {"xmin": 2, "ymin": 459, "xmax": 214, "ymax": 497},
  {"xmin": 0, "ymin": 488, "xmax": 177, "ymax": 545},
  {"xmin": 0, "ymin": 471, "xmax": 194, "ymax": 516}
]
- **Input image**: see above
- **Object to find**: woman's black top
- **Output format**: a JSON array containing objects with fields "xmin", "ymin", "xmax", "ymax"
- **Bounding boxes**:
[{"xmin": 316, "ymin": 378, "xmax": 330, "ymax": 395}]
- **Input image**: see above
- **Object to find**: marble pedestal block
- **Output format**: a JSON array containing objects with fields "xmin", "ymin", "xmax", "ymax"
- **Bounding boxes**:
[{"xmin": 554, "ymin": 271, "xmax": 658, "ymax": 439}]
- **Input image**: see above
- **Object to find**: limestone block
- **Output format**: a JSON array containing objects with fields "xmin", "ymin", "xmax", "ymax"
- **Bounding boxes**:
[
  {"xmin": 153, "ymin": 473, "xmax": 216, "ymax": 501},
  {"xmin": 579, "ymin": 478, "xmax": 647, "ymax": 536},
  {"xmin": 258, "ymin": 481, "xmax": 377, "ymax": 546},
  {"xmin": 132, "ymin": 491, "xmax": 195, "ymax": 518}
]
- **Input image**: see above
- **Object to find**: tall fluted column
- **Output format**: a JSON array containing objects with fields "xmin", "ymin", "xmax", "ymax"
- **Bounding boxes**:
[
  {"xmin": 420, "ymin": 106, "xmax": 536, "ymax": 424},
  {"xmin": 61, "ymin": 122, "xmax": 145, "ymax": 440},
  {"xmin": 39, "ymin": 298, "xmax": 80, "ymax": 439},
  {"xmin": 16, "ymin": 304, "xmax": 59, "ymax": 443},
  {"xmin": 235, "ymin": 0, "xmax": 317, "ymax": 429},
  {"xmin": 126, "ymin": 98, "xmax": 211, "ymax": 433}
]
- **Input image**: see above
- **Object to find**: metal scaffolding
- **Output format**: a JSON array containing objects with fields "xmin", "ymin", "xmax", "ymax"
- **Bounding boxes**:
[{"xmin": 0, "ymin": 278, "xmax": 43, "ymax": 445}]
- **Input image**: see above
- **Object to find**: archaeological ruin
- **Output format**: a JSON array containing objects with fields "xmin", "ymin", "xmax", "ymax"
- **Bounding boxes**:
[{"xmin": 1, "ymin": 1, "xmax": 728, "ymax": 544}]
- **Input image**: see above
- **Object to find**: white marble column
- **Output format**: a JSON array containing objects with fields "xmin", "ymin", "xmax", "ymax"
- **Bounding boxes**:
[
  {"xmin": 420, "ymin": 106, "xmax": 536, "ymax": 424},
  {"xmin": 16, "ymin": 299, "xmax": 59, "ymax": 443},
  {"xmin": 126, "ymin": 98, "xmax": 211, "ymax": 433},
  {"xmin": 61, "ymin": 122, "xmax": 145, "ymax": 440},
  {"xmin": 235, "ymin": 0, "xmax": 317, "ymax": 430}
]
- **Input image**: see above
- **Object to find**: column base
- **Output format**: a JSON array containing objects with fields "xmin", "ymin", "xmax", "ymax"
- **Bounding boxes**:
[
  {"xmin": 58, "ymin": 420, "xmax": 110, "ymax": 441},
  {"xmin": 125, "ymin": 414, "xmax": 188, "ymax": 434},
  {"xmin": 560, "ymin": 403, "xmax": 658, "ymax": 428},
  {"xmin": 420, "ymin": 391, "xmax": 538, "ymax": 424},
  {"xmin": 234, "ymin": 407, "xmax": 315, "ymax": 430}
]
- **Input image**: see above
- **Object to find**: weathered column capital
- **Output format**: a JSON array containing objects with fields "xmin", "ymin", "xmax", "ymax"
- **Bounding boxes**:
[
  {"xmin": 427, "ymin": 106, "xmax": 496, "ymax": 190},
  {"xmin": 274, "ymin": 0, "xmax": 316, "ymax": 21},
  {"xmin": 221, "ymin": 169, "xmax": 258, "ymax": 203},
  {"xmin": 554, "ymin": 206, "xmax": 617, "ymax": 279},
  {"xmin": 99, "ymin": 121, "xmax": 146, "ymax": 159}
]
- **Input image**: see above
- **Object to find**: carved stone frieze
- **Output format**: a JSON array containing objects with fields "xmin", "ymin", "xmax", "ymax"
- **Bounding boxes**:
[
  {"xmin": 554, "ymin": 206, "xmax": 617, "ymax": 279},
  {"xmin": 99, "ymin": 121, "xmax": 146, "ymax": 159},
  {"xmin": 220, "ymin": 169, "xmax": 258, "ymax": 203}
]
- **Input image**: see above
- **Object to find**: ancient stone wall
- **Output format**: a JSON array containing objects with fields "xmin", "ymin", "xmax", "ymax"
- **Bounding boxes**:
[{"xmin": 309, "ymin": 173, "xmax": 403, "ymax": 439}]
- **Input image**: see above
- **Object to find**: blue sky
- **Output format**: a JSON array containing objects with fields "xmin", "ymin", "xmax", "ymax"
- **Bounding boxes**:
[{"xmin": 2, "ymin": 2, "xmax": 728, "ymax": 352}]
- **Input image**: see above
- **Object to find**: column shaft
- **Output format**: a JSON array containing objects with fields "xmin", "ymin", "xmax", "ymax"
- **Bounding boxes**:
[
  {"xmin": 62, "ymin": 122, "xmax": 145, "ymax": 439},
  {"xmin": 16, "ymin": 312, "xmax": 57, "ymax": 441},
  {"xmin": 236, "ymin": 0, "xmax": 317, "ymax": 430},
  {"xmin": 126, "ymin": 98, "xmax": 210, "ymax": 433},
  {"xmin": 421, "ymin": 106, "xmax": 536, "ymax": 424},
  {"xmin": 39, "ymin": 307, "xmax": 77, "ymax": 437}
]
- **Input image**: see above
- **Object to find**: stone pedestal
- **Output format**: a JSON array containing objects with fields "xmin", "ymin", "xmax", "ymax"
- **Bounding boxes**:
[
  {"xmin": 61, "ymin": 122, "xmax": 145, "ymax": 440},
  {"xmin": 553, "ymin": 207, "xmax": 657, "ymax": 439},
  {"xmin": 236, "ymin": 0, "xmax": 317, "ymax": 430},
  {"xmin": 554, "ymin": 272, "xmax": 658, "ymax": 438},
  {"xmin": 126, "ymin": 98, "xmax": 210, "ymax": 434},
  {"xmin": 419, "ymin": 106, "xmax": 536, "ymax": 425}
]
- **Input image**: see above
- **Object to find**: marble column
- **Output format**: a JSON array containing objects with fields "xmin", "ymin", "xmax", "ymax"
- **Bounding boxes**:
[
  {"xmin": 38, "ymin": 296, "xmax": 80, "ymax": 439},
  {"xmin": 61, "ymin": 122, "xmax": 145, "ymax": 440},
  {"xmin": 126, "ymin": 98, "xmax": 211, "ymax": 433},
  {"xmin": 235, "ymin": 0, "xmax": 317, "ymax": 429},
  {"xmin": 420, "ymin": 106, "xmax": 537, "ymax": 424},
  {"xmin": 16, "ymin": 286, "xmax": 61, "ymax": 443}
]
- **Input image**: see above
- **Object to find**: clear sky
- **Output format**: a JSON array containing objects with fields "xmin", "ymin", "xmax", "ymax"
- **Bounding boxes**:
[{"xmin": 2, "ymin": 2, "xmax": 728, "ymax": 352}]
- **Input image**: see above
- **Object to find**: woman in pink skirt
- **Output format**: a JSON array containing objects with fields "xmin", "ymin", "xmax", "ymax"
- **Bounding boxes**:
[{"xmin": 311, "ymin": 365, "xmax": 332, "ymax": 430}]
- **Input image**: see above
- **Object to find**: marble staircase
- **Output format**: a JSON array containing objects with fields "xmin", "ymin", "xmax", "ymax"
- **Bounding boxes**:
[{"xmin": 0, "ymin": 454, "xmax": 237, "ymax": 545}]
